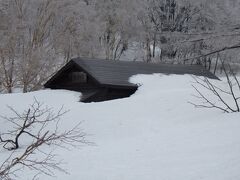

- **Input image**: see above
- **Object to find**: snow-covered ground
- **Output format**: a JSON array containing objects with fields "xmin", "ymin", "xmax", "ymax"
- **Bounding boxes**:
[{"xmin": 0, "ymin": 74, "xmax": 240, "ymax": 180}]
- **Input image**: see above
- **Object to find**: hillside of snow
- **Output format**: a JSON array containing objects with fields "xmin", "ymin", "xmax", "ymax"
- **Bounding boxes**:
[{"xmin": 0, "ymin": 74, "xmax": 240, "ymax": 180}]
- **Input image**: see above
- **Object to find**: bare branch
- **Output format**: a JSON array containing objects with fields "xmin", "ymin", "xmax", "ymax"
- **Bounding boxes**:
[
  {"xmin": 0, "ymin": 99, "xmax": 89, "ymax": 179},
  {"xmin": 183, "ymin": 43, "xmax": 240, "ymax": 62},
  {"xmin": 190, "ymin": 62, "xmax": 240, "ymax": 113}
]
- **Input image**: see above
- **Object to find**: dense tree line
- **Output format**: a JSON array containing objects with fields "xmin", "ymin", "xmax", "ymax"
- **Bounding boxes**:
[{"xmin": 0, "ymin": 0, "xmax": 240, "ymax": 93}]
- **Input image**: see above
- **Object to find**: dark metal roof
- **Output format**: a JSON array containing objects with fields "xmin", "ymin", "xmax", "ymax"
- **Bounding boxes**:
[{"xmin": 72, "ymin": 57, "xmax": 218, "ymax": 87}]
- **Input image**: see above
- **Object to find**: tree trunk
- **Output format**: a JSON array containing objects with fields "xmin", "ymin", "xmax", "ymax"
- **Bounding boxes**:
[
  {"xmin": 208, "ymin": 57, "xmax": 211, "ymax": 70},
  {"xmin": 213, "ymin": 53, "xmax": 219, "ymax": 75},
  {"xmin": 146, "ymin": 36, "xmax": 152, "ymax": 62},
  {"xmin": 23, "ymin": 82, "xmax": 28, "ymax": 93},
  {"xmin": 7, "ymin": 86, "xmax": 12, "ymax": 93},
  {"xmin": 152, "ymin": 33, "xmax": 156, "ymax": 58}
]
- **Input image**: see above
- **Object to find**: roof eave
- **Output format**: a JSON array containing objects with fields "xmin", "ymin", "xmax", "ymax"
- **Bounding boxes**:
[{"xmin": 99, "ymin": 83, "xmax": 138, "ymax": 89}]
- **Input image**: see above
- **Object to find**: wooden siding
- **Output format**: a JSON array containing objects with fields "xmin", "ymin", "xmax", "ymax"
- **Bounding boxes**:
[
  {"xmin": 83, "ymin": 87, "xmax": 137, "ymax": 103},
  {"xmin": 45, "ymin": 62, "xmax": 100, "ymax": 93}
]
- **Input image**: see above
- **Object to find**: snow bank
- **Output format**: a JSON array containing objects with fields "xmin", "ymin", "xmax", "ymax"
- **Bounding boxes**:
[{"xmin": 0, "ymin": 74, "xmax": 240, "ymax": 180}]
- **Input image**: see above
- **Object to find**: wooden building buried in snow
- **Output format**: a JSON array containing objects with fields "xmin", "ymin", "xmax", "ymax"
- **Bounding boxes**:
[{"xmin": 44, "ymin": 57, "xmax": 218, "ymax": 102}]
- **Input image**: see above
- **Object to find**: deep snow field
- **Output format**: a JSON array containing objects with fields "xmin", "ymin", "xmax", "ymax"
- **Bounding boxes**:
[{"xmin": 0, "ymin": 74, "xmax": 240, "ymax": 180}]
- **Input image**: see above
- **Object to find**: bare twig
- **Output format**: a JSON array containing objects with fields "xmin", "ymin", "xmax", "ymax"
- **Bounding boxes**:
[
  {"xmin": 0, "ymin": 99, "xmax": 89, "ymax": 179},
  {"xmin": 183, "ymin": 43, "xmax": 240, "ymax": 62},
  {"xmin": 189, "ymin": 62, "xmax": 240, "ymax": 113}
]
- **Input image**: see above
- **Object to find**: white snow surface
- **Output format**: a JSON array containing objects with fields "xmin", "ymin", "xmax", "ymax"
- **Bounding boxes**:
[{"xmin": 0, "ymin": 74, "xmax": 240, "ymax": 180}]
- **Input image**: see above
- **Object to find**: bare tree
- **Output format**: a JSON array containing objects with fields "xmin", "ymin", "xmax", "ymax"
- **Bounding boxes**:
[
  {"xmin": 0, "ymin": 0, "xmax": 58, "ymax": 93},
  {"xmin": 1, "ymin": 0, "xmax": 240, "ymax": 93},
  {"xmin": 0, "ymin": 46, "xmax": 16, "ymax": 93},
  {"xmin": 190, "ymin": 61, "xmax": 240, "ymax": 113},
  {"xmin": 0, "ymin": 99, "xmax": 88, "ymax": 179}
]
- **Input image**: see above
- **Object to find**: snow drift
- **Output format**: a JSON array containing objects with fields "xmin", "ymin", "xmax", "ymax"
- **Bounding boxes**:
[{"xmin": 0, "ymin": 74, "xmax": 240, "ymax": 180}]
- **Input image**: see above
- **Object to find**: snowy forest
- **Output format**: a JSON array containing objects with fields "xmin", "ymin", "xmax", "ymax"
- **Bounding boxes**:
[
  {"xmin": 1, "ymin": 0, "xmax": 240, "ymax": 93},
  {"xmin": 1, "ymin": 1, "xmax": 240, "ymax": 180}
]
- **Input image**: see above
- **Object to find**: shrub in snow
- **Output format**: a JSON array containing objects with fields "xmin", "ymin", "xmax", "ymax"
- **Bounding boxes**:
[{"xmin": 0, "ymin": 99, "xmax": 89, "ymax": 180}]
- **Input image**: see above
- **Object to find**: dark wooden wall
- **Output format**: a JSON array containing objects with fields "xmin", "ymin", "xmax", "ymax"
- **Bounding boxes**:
[
  {"xmin": 46, "ymin": 64, "xmax": 99, "ymax": 92},
  {"xmin": 45, "ymin": 63, "xmax": 138, "ymax": 102},
  {"xmin": 83, "ymin": 87, "xmax": 137, "ymax": 103}
]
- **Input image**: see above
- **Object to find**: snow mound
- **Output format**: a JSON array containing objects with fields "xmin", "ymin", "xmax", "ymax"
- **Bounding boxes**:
[{"xmin": 0, "ymin": 74, "xmax": 240, "ymax": 180}]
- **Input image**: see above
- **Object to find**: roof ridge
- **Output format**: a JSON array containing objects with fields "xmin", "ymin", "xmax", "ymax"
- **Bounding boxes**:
[{"xmin": 73, "ymin": 57, "xmax": 206, "ymax": 68}]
